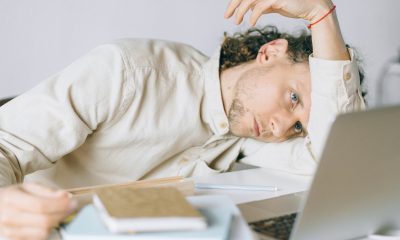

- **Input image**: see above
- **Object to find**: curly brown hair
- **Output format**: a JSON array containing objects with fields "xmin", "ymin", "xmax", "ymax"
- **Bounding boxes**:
[{"xmin": 219, "ymin": 25, "xmax": 366, "ymax": 97}]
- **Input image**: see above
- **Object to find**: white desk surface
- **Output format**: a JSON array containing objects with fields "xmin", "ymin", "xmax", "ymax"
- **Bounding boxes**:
[
  {"xmin": 45, "ymin": 168, "xmax": 312, "ymax": 240},
  {"xmin": 188, "ymin": 195, "xmax": 256, "ymax": 240},
  {"xmin": 193, "ymin": 168, "xmax": 313, "ymax": 204},
  {"xmin": 191, "ymin": 168, "xmax": 315, "ymax": 240}
]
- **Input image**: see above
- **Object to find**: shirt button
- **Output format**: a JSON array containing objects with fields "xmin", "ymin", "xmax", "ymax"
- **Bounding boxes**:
[
  {"xmin": 219, "ymin": 122, "xmax": 228, "ymax": 130},
  {"xmin": 179, "ymin": 158, "xmax": 188, "ymax": 165},
  {"xmin": 344, "ymin": 72, "xmax": 352, "ymax": 81}
]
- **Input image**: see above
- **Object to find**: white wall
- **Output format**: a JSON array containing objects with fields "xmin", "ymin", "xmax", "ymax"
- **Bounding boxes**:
[{"xmin": 1, "ymin": 0, "xmax": 400, "ymax": 106}]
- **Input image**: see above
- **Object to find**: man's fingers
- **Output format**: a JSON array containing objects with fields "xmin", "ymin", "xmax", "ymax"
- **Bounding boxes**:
[
  {"xmin": 224, "ymin": 0, "xmax": 242, "ymax": 19},
  {"xmin": 0, "ymin": 207, "xmax": 65, "ymax": 229},
  {"xmin": 234, "ymin": 0, "xmax": 255, "ymax": 25},
  {"xmin": 225, "ymin": 0, "xmax": 275, "ymax": 25},
  {"xmin": 0, "ymin": 225, "xmax": 51, "ymax": 240},
  {"xmin": 1, "ymin": 187, "xmax": 72, "ymax": 214},
  {"xmin": 22, "ymin": 182, "xmax": 67, "ymax": 198},
  {"xmin": 0, "ymin": 185, "xmax": 75, "ymax": 240},
  {"xmin": 249, "ymin": 1, "xmax": 274, "ymax": 26}
]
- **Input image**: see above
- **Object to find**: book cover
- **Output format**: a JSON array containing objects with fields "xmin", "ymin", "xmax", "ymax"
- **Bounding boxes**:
[
  {"xmin": 93, "ymin": 187, "xmax": 206, "ymax": 233},
  {"xmin": 61, "ymin": 204, "xmax": 233, "ymax": 240}
]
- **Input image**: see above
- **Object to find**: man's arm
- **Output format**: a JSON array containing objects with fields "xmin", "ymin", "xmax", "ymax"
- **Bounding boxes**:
[
  {"xmin": 0, "ymin": 43, "xmax": 133, "ymax": 239},
  {"xmin": 0, "ymin": 44, "xmax": 130, "ymax": 185},
  {"xmin": 309, "ymin": 3, "xmax": 349, "ymax": 61}
]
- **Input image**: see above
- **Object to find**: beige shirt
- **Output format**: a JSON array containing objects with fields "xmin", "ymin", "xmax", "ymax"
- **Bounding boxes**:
[{"xmin": 0, "ymin": 39, "xmax": 365, "ymax": 188}]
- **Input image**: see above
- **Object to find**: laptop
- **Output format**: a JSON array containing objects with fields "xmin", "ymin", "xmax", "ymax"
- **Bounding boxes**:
[{"xmin": 239, "ymin": 106, "xmax": 400, "ymax": 240}]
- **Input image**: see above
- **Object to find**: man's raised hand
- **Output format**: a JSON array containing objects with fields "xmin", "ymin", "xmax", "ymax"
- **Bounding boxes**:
[{"xmin": 224, "ymin": 0, "xmax": 334, "ymax": 26}]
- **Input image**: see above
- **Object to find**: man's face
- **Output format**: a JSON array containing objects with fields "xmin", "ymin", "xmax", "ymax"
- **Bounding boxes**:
[{"xmin": 228, "ymin": 56, "xmax": 311, "ymax": 142}]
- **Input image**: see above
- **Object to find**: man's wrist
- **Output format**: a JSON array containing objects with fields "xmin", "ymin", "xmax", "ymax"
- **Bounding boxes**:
[
  {"xmin": 310, "ymin": 11, "xmax": 350, "ymax": 61},
  {"xmin": 308, "ymin": 1, "xmax": 335, "ymax": 23}
]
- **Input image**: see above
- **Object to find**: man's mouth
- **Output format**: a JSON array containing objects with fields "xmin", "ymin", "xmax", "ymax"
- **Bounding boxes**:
[{"xmin": 253, "ymin": 118, "xmax": 260, "ymax": 137}]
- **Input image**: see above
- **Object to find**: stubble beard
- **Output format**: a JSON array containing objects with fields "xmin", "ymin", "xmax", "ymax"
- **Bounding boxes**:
[{"xmin": 227, "ymin": 97, "xmax": 246, "ymax": 137}]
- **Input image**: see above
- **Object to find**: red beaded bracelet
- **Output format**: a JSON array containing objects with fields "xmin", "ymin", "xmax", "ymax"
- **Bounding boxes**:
[{"xmin": 307, "ymin": 5, "xmax": 336, "ymax": 29}]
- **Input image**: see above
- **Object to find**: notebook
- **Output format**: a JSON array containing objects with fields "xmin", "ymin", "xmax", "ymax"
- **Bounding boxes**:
[
  {"xmin": 66, "ymin": 176, "xmax": 195, "ymax": 211},
  {"xmin": 93, "ymin": 187, "xmax": 206, "ymax": 233},
  {"xmin": 242, "ymin": 106, "xmax": 400, "ymax": 240},
  {"xmin": 61, "ymin": 204, "xmax": 233, "ymax": 240}
]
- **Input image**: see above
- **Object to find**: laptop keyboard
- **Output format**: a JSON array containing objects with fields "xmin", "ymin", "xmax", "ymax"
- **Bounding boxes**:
[{"xmin": 249, "ymin": 213, "xmax": 298, "ymax": 240}]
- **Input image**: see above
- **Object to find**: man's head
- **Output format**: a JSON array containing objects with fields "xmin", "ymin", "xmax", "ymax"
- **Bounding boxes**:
[
  {"xmin": 219, "ymin": 26, "xmax": 364, "ymax": 142},
  {"xmin": 220, "ymin": 28, "xmax": 311, "ymax": 142}
]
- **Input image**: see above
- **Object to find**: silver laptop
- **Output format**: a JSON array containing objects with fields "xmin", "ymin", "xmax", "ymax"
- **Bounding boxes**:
[{"xmin": 239, "ymin": 106, "xmax": 400, "ymax": 240}]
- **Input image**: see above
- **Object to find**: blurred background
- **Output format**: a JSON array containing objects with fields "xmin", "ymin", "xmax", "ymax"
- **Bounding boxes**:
[{"xmin": 1, "ymin": 0, "xmax": 400, "ymax": 107}]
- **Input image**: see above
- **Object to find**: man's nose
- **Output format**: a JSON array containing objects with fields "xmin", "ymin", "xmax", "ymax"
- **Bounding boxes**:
[{"xmin": 269, "ymin": 111, "xmax": 295, "ymax": 138}]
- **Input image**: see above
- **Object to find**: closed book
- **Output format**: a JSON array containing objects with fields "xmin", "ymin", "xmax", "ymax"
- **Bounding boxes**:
[
  {"xmin": 60, "ymin": 204, "xmax": 233, "ymax": 240},
  {"xmin": 93, "ymin": 187, "xmax": 207, "ymax": 233}
]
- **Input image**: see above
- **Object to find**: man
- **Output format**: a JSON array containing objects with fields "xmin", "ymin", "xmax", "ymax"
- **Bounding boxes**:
[{"xmin": 0, "ymin": 0, "xmax": 365, "ymax": 239}]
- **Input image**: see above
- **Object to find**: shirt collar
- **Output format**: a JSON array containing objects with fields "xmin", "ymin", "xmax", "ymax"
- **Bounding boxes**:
[{"xmin": 201, "ymin": 47, "xmax": 230, "ymax": 136}]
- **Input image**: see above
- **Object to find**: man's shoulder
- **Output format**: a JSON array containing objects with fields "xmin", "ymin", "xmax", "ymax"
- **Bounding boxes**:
[
  {"xmin": 106, "ymin": 38, "xmax": 209, "ymax": 70},
  {"xmin": 112, "ymin": 38, "xmax": 199, "ymax": 53}
]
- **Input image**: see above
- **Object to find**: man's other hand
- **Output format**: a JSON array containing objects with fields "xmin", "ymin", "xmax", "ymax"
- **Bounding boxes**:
[
  {"xmin": 0, "ymin": 183, "xmax": 77, "ymax": 240},
  {"xmin": 224, "ymin": 0, "xmax": 334, "ymax": 26}
]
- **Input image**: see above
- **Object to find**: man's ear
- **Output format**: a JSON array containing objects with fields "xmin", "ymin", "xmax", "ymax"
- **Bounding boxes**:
[{"xmin": 256, "ymin": 39, "xmax": 289, "ymax": 64}]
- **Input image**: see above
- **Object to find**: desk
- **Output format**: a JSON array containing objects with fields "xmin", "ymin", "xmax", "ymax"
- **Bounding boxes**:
[
  {"xmin": 193, "ymin": 168, "xmax": 313, "ymax": 240},
  {"xmin": 193, "ymin": 168, "xmax": 400, "ymax": 240},
  {"xmin": 48, "ymin": 168, "xmax": 312, "ymax": 240}
]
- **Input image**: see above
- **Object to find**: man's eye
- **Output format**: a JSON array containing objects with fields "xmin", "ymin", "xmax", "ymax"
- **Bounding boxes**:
[
  {"xmin": 290, "ymin": 91, "xmax": 298, "ymax": 103},
  {"xmin": 294, "ymin": 121, "xmax": 303, "ymax": 133}
]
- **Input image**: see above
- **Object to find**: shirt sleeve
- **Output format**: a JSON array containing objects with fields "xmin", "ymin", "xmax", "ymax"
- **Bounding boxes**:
[
  {"xmin": 0, "ymin": 43, "xmax": 134, "ymax": 186},
  {"xmin": 239, "ymin": 48, "xmax": 366, "ymax": 174}
]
